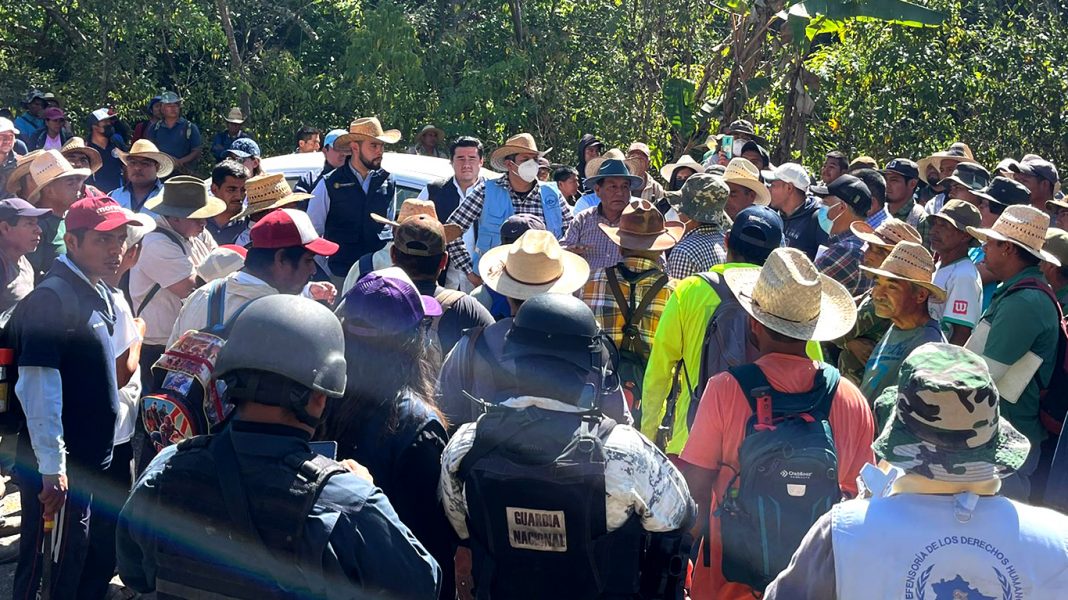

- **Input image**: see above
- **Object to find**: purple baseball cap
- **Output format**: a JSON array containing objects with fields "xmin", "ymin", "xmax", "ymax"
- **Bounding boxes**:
[{"xmin": 339, "ymin": 267, "xmax": 442, "ymax": 336}]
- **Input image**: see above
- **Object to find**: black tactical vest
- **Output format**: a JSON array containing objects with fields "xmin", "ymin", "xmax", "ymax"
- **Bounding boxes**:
[{"xmin": 323, "ymin": 164, "xmax": 394, "ymax": 276}]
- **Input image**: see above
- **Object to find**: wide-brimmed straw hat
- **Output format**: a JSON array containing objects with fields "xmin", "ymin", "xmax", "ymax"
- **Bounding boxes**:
[
  {"xmin": 478, "ymin": 229, "xmax": 589, "ymax": 300},
  {"xmin": 416, "ymin": 124, "xmax": 445, "ymax": 141},
  {"xmin": 658, "ymin": 155, "xmax": 704, "ymax": 183},
  {"xmin": 918, "ymin": 142, "xmax": 974, "ymax": 183},
  {"xmin": 860, "ymin": 241, "xmax": 947, "ymax": 302},
  {"xmin": 27, "ymin": 150, "xmax": 91, "ymax": 204},
  {"xmin": 722, "ymin": 157, "xmax": 771, "ymax": 205},
  {"xmin": 222, "ymin": 107, "xmax": 245, "ymax": 124},
  {"xmin": 599, "ymin": 199, "xmax": 684, "ymax": 251},
  {"xmin": 585, "ymin": 148, "xmax": 641, "ymax": 180},
  {"xmin": 966, "ymin": 204, "xmax": 1059, "ymax": 266},
  {"xmin": 873, "ymin": 343, "xmax": 1029, "ymax": 482},
  {"xmin": 233, "ymin": 173, "xmax": 312, "ymax": 220},
  {"xmin": 60, "ymin": 137, "xmax": 102, "ymax": 174},
  {"xmin": 851, "ymin": 218, "xmax": 922, "ymax": 249},
  {"xmin": 723, "ymin": 247, "xmax": 857, "ymax": 342},
  {"xmin": 5, "ymin": 150, "xmax": 44, "ymax": 194},
  {"xmin": 371, "ymin": 199, "xmax": 461, "ymax": 243},
  {"xmin": 144, "ymin": 176, "xmax": 226, "ymax": 219},
  {"xmin": 120, "ymin": 139, "xmax": 174, "ymax": 178},
  {"xmin": 489, "ymin": 133, "xmax": 552, "ymax": 171},
  {"xmin": 334, "ymin": 117, "xmax": 402, "ymax": 152}
]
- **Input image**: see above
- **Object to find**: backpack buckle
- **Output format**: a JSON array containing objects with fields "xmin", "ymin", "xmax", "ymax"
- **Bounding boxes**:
[{"xmin": 754, "ymin": 386, "xmax": 773, "ymax": 430}]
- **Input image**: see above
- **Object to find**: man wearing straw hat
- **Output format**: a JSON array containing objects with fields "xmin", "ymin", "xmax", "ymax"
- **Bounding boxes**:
[
  {"xmin": 24, "ymin": 150, "xmax": 91, "ymax": 281},
  {"xmin": 562, "ymin": 158, "xmax": 645, "ymax": 272},
  {"xmin": 109, "ymin": 139, "xmax": 175, "ymax": 214},
  {"xmin": 406, "ymin": 124, "xmax": 448, "ymax": 158},
  {"xmin": 964, "ymin": 204, "xmax": 1062, "ymax": 500},
  {"xmin": 659, "ymin": 154, "xmax": 704, "ymax": 193},
  {"xmin": 229, "ymin": 172, "xmax": 312, "ymax": 247},
  {"xmin": 766, "ymin": 343, "xmax": 1068, "ymax": 599},
  {"xmin": 59, "ymin": 137, "xmax": 105, "ymax": 198},
  {"xmin": 306, "ymin": 116, "xmax": 400, "ymax": 284},
  {"xmin": 444, "ymin": 132, "xmax": 573, "ymax": 287},
  {"xmin": 210, "ymin": 107, "xmax": 251, "ymax": 162},
  {"xmin": 858, "ymin": 241, "xmax": 947, "ymax": 402},
  {"xmin": 3, "ymin": 149, "xmax": 42, "ymax": 202},
  {"xmin": 918, "ymin": 142, "xmax": 974, "ymax": 215},
  {"xmin": 626, "ymin": 141, "xmax": 664, "ymax": 203},
  {"xmin": 722, "ymin": 157, "xmax": 770, "ymax": 219},
  {"xmin": 680, "ymin": 247, "xmax": 874, "ymax": 600},
  {"xmin": 1041, "ymin": 227, "xmax": 1068, "ymax": 314}
]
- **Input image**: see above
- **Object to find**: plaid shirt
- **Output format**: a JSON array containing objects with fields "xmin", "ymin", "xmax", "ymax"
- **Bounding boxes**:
[
  {"xmin": 892, "ymin": 198, "xmax": 930, "ymax": 249},
  {"xmin": 816, "ymin": 231, "xmax": 870, "ymax": 296},
  {"xmin": 666, "ymin": 224, "xmax": 727, "ymax": 280},
  {"xmin": 562, "ymin": 205, "xmax": 624, "ymax": 273},
  {"xmin": 580, "ymin": 256, "xmax": 676, "ymax": 361},
  {"xmin": 445, "ymin": 176, "xmax": 574, "ymax": 274}
]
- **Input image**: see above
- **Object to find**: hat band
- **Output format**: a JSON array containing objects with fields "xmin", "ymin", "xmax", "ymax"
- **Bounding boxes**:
[{"xmin": 503, "ymin": 263, "xmax": 563, "ymax": 286}]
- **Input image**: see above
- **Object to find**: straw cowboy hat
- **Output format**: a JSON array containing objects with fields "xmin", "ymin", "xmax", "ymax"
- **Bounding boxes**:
[
  {"xmin": 479, "ymin": 229, "xmax": 590, "ymax": 300},
  {"xmin": 599, "ymin": 199, "xmax": 684, "ymax": 251},
  {"xmin": 489, "ymin": 133, "xmax": 552, "ymax": 171},
  {"xmin": 416, "ymin": 124, "xmax": 445, "ymax": 141},
  {"xmin": 233, "ymin": 173, "xmax": 312, "ymax": 220},
  {"xmin": 120, "ymin": 139, "xmax": 175, "ymax": 178},
  {"xmin": 335, "ymin": 117, "xmax": 402, "ymax": 152},
  {"xmin": 966, "ymin": 204, "xmax": 1060, "ymax": 266},
  {"xmin": 371, "ymin": 198, "xmax": 461, "ymax": 242},
  {"xmin": 144, "ymin": 175, "xmax": 227, "ymax": 219},
  {"xmin": 60, "ymin": 137, "xmax": 102, "ymax": 174},
  {"xmin": 724, "ymin": 247, "xmax": 857, "ymax": 342},
  {"xmin": 860, "ymin": 241, "xmax": 947, "ymax": 302},
  {"xmin": 223, "ymin": 107, "xmax": 246, "ymax": 124},
  {"xmin": 586, "ymin": 148, "xmax": 642, "ymax": 180},
  {"xmin": 918, "ymin": 142, "xmax": 974, "ymax": 184},
  {"xmin": 658, "ymin": 155, "xmax": 704, "ymax": 183},
  {"xmin": 850, "ymin": 218, "xmax": 922, "ymax": 249},
  {"xmin": 5, "ymin": 150, "xmax": 43, "ymax": 194},
  {"xmin": 27, "ymin": 150, "xmax": 91, "ymax": 204},
  {"xmin": 722, "ymin": 157, "xmax": 771, "ymax": 206}
]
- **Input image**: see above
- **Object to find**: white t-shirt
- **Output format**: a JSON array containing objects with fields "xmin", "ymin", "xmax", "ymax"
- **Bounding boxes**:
[
  {"xmin": 110, "ymin": 291, "xmax": 142, "ymax": 445},
  {"xmin": 929, "ymin": 256, "xmax": 982, "ymax": 334}
]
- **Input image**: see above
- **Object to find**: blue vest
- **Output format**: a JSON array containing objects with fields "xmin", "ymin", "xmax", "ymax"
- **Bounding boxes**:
[
  {"xmin": 474, "ymin": 180, "xmax": 564, "ymax": 271},
  {"xmin": 324, "ymin": 165, "xmax": 395, "ymax": 276}
]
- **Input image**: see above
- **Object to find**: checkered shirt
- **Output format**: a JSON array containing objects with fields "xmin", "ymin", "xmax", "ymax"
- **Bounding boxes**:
[
  {"xmin": 562, "ymin": 205, "xmax": 626, "ymax": 273},
  {"xmin": 816, "ymin": 231, "xmax": 871, "ymax": 296},
  {"xmin": 893, "ymin": 198, "xmax": 931, "ymax": 249},
  {"xmin": 580, "ymin": 256, "xmax": 676, "ymax": 361},
  {"xmin": 666, "ymin": 224, "xmax": 727, "ymax": 280}
]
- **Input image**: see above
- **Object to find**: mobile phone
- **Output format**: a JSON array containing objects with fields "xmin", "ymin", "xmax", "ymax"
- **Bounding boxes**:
[
  {"xmin": 721, "ymin": 135, "xmax": 734, "ymax": 159},
  {"xmin": 309, "ymin": 441, "xmax": 338, "ymax": 460}
]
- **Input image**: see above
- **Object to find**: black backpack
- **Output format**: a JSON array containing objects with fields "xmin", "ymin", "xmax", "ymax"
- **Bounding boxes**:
[
  {"xmin": 605, "ymin": 265, "xmax": 668, "ymax": 426},
  {"xmin": 713, "ymin": 362, "xmax": 841, "ymax": 591}
]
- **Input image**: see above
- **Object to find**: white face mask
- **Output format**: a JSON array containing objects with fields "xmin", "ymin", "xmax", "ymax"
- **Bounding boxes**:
[
  {"xmin": 513, "ymin": 159, "xmax": 540, "ymax": 183},
  {"xmin": 732, "ymin": 139, "xmax": 747, "ymax": 156}
]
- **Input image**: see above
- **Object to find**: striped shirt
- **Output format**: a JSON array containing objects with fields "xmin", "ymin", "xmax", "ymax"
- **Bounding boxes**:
[{"xmin": 666, "ymin": 225, "xmax": 727, "ymax": 280}]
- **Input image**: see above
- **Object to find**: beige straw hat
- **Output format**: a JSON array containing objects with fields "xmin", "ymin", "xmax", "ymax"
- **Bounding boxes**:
[
  {"xmin": 223, "ymin": 107, "xmax": 246, "ymax": 124},
  {"xmin": 918, "ymin": 142, "xmax": 974, "ymax": 184},
  {"xmin": 860, "ymin": 241, "xmax": 947, "ymax": 302},
  {"xmin": 599, "ymin": 199, "xmax": 685, "ymax": 251},
  {"xmin": 966, "ymin": 204, "xmax": 1059, "ymax": 266},
  {"xmin": 27, "ymin": 150, "xmax": 91, "ymax": 204},
  {"xmin": 722, "ymin": 157, "xmax": 771, "ymax": 206},
  {"xmin": 658, "ymin": 155, "xmax": 704, "ymax": 183},
  {"xmin": 143, "ymin": 175, "xmax": 227, "ymax": 219},
  {"xmin": 723, "ymin": 247, "xmax": 857, "ymax": 341},
  {"xmin": 334, "ymin": 117, "xmax": 402, "ymax": 152},
  {"xmin": 479, "ymin": 229, "xmax": 590, "ymax": 300},
  {"xmin": 60, "ymin": 137, "xmax": 102, "ymax": 174},
  {"xmin": 489, "ymin": 133, "xmax": 552, "ymax": 171},
  {"xmin": 120, "ymin": 139, "xmax": 175, "ymax": 178},
  {"xmin": 586, "ymin": 148, "xmax": 641, "ymax": 180},
  {"xmin": 4, "ymin": 150, "xmax": 43, "ymax": 194},
  {"xmin": 371, "ymin": 199, "xmax": 461, "ymax": 242},
  {"xmin": 850, "ymin": 218, "xmax": 922, "ymax": 249},
  {"xmin": 233, "ymin": 173, "xmax": 312, "ymax": 220}
]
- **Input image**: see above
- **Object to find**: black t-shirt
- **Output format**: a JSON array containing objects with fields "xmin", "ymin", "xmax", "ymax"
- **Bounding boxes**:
[
  {"xmin": 88, "ymin": 140, "xmax": 125, "ymax": 193},
  {"xmin": 413, "ymin": 280, "xmax": 495, "ymax": 353},
  {"xmin": 14, "ymin": 261, "xmax": 119, "ymax": 469}
]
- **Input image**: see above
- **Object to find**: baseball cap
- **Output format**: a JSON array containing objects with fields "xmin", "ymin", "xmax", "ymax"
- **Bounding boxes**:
[
  {"xmin": 249, "ymin": 208, "xmax": 339, "ymax": 256},
  {"xmin": 339, "ymin": 266, "xmax": 442, "ymax": 337},
  {"xmin": 65, "ymin": 196, "xmax": 139, "ymax": 232},
  {"xmin": 881, "ymin": 158, "xmax": 920, "ymax": 181},
  {"xmin": 197, "ymin": 245, "xmax": 247, "ymax": 282},
  {"xmin": 1012, "ymin": 156, "xmax": 1059, "ymax": 184},
  {"xmin": 43, "ymin": 107, "xmax": 65, "ymax": 121},
  {"xmin": 0, "ymin": 198, "xmax": 49, "ymax": 220},
  {"xmin": 226, "ymin": 138, "xmax": 261, "ymax": 159},
  {"xmin": 728, "ymin": 204, "xmax": 785, "ymax": 264},
  {"xmin": 813, "ymin": 174, "xmax": 872, "ymax": 216},
  {"xmin": 627, "ymin": 142, "xmax": 651, "ymax": 158},
  {"xmin": 765, "ymin": 162, "xmax": 810, "ymax": 192},
  {"xmin": 87, "ymin": 108, "xmax": 115, "ymax": 127},
  {"xmin": 0, "ymin": 118, "xmax": 19, "ymax": 135},
  {"xmin": 500, "ymin": 214, "xmax": 546, "ymax": 244},
  {"xmin": 323, "ymin": 129, "xmax": 347, "ymax": 149},
  {"xmin": 395, "ymin": 214, "xmax": 447, "ymax": 257}
]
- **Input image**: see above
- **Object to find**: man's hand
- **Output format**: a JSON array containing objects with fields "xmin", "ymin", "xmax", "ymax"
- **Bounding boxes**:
[
  {"xmin": 340, "ymin": 459, "xmax": 373, "ymax": 484},
  {"xmin": 133, "ymin": 317, "xmax": 147, "ymax": 339},
  {"xmin": 466, "ymin": 273, "xmax": 483, "ymax": 287},
  {"xmin": 39, "ymin": 473, "xmax": 68, "ymax": 520},
  {"xmin": 304, "ymin": 281, "xmax": 337, "ymax": 304}
]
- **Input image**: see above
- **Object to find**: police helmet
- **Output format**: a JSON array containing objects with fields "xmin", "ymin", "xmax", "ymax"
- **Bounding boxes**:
[{"xmin": 504, "ymin": 294, "xmax": 601, "ymax": 373}]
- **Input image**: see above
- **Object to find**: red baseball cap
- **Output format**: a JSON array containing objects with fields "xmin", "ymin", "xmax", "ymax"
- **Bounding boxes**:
[
  {"xmin": 250, "ymin": 208, "xmax": 338, "ymax": 256},
  {"xmin": 66, "ymin": 195, "xmax": 140, "ymax": 232},
  {"xmin": 220, "ymin": 243, "xmax": 248, "ymax": 258}
]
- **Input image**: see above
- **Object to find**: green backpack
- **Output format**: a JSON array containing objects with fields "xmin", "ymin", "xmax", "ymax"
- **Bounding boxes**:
[{"xmin": 605, "ymin": 265, "xmax": 668, "ymax": 426}]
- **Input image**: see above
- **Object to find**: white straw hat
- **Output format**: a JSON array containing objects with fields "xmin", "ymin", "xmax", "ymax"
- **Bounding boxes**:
[
  {"xmin": 860, "ymin": 241, "xmax": 947, "ymax": 302},
  {"xmin": 722, "ymin": 157, "xmax": 771, "ymax": 206},
  {"xmin": 966, "ymin": 204, "xmax": 1059, "ymax": 266},
  {"xmin": 27, "ymin": 150, "xmax": 91, "ymax": 204},
  {"xmin": 479, "ymin": 229, "xmax": 590, "ymax": 300}
]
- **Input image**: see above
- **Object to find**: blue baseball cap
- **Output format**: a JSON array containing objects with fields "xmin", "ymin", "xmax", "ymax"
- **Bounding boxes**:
[
  {"xmin": 322, "ymin": 128, "xmax": 347, "ymax": 149},
  {"xmin": 728, "ymin": 205, "xmax": 785, "ymax": 264},
  {"xmin": 226, "ymin": 138, "xmax": 261, "ymax": 159}
]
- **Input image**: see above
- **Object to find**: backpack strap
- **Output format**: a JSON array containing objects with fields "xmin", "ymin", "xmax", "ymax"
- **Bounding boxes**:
[
  {"xmin": 728, "ymin": 362, "xmax": 841, "ymax": 430},
  {"xmin": 281, "ymin": 451, "xmax": 348, "ymax": 553},
  {"xmin": 693, "ymin": 271, "xmax": 738, "ymax": 399},
  {"xmin": 606, "ymin": 266, "xmax": 668, "ymax": 354},
  {"xmin": 204, "ymin": 279, "xmax": 228, "ymax": 333},
  {"xmin": 135, "ymin": 228, "xmax": 189, "ymax": 318}
]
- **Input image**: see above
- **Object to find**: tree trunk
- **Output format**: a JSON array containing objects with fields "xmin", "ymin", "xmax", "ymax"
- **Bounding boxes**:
[
  {"xmin": 215, "ymin": 0, "xmax": 250, "ymax": 117},
  {"xmin": 509, "ymin": 0, "xmax": 525, "ymax": 47},
  {"xmin": 720, "ymin": 0, "xmax": 786, "ymax": 132}
]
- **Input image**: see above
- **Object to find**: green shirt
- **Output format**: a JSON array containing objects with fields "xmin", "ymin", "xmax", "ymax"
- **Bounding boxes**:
[
  {"xmin": 833, "ymin": 291, "xmax": 892, "ymax": 386},
  {"xmin": 980, "ymin": 266, "xmax": 1060, "ymax": 444},
  {"xmin": 860, "ymin": 318, "xmax": 945, "ymax": 402}
]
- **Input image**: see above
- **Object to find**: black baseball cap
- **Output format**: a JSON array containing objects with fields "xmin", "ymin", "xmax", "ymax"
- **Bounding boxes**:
[
  {"xmin": 0, "ymin": 198, "xmax": 50, "ymax": 221},
  {"xmin": 881, "ymin": 158, "xmax": 920, "ymax": 181},
  {"xmin": 976, "ymin": 176, "xmax": 1031, "ymax": 208},
  {"xmin": 500, "ymin": 214, "xmax": 546, "ymax": 245},
  {"xmin": 812, "ymin": 174, "xmax": 872, "ymax": 216},
  {"xmin": 728, "ymin": 205, "xmax": 785, "ymax": 264}
]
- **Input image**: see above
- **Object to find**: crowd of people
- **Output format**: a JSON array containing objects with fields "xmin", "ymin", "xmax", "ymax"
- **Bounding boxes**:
[{"xmin": 0, "ymin": 87, "xmax": 1067, "ymax": 600}]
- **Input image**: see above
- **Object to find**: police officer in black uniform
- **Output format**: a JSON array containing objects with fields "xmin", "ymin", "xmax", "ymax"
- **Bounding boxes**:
[
  {"xmin": 117, "ymin": 294, "xmax": 441, "ymax": 599},
  {"xmin": 439, "ymin": 294, "xmax": 695, "ymax": 599}
]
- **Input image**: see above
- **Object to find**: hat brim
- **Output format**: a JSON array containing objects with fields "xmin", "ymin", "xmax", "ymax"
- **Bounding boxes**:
[
  {"xmin": 724, "ymin": 177, "xmax": 771, "ymax": 206},
  {"xmin": 4, "ymin": 154, "xmax": 43, "ymax": 194},
  {"xmin": 966, "ymin": 225, "xmax": 1062, "ymax": 267},
  {"xmin": 658, "ymin": 162, "xmax": 703, "ymax": 183},
  {"xmin": 223, "ymin": 117, "xmax": 246, "ymax": 124},
  {"xmin": 858, "ymin": 265, "xmax": 948, "ymax": 302},
  {"xmin": 62, "ymin": 147, "xmax": 102, "ymax": 174},
  {"xmin": 1047, "ymin": 199, "xmax": 1068, "ymax": 211},
  {"xmin": 126, "ymin": 211, "xmax": 156, "ymax": 233},
  {"xmin": 849, "ymin": 222, "xmax": 892, "ymax": 249},
  {"xmin": 26, "ymin": 169, "xmax": 92, "ymax": 204},
  {"xmin": 233, "ymin": 193, "xmax": 312, "ymax": 221},
  {"xmin": 303, "ymin": 236, "xmax": 339, "ymax": 257},
  {"xmin": 334, "ymin": 130, "xmax": 404, "ymax": 152},
  {"xmin": 872, "ymin": 400, "xmax": 1031, "ymax": 481},
  {"xmin": 723, "ymin": 266, "xmax": 857, "ymax": 342},
  {"xmin": 489, "ymin": 145, "xmax": 552, "ymax": 171},
  {"xmin": 419, "ymin": 127, "xmax": 445, "ymax": 140},
  {"xmin": 143, "ymin": 193, "xmax": 228, "ymax": 219},
  {"xmin": 478, "ymin": 246, "xmax": 590, "ymax": 300},
  {"xmin": 598, "ymin": 221, "xmax": 684, "ymax": 252},
  {"xmin": 121, "ymin": 151, "xmax": 175, "ymax": 179},
  {"xmin": 93, "ymin": 213, "xmax": 142, "ymax": 233}
]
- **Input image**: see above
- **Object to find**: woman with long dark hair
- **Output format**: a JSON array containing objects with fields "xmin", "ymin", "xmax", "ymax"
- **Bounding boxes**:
[{"xmin": 324, "ymin": 267, "xmax": 456, "ymax": 599}]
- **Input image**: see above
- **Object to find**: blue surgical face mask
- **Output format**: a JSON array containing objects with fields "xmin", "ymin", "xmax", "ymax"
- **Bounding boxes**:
[{"xmin": 817, "ymin": 204, "xmax": 836, "ymax": 234}]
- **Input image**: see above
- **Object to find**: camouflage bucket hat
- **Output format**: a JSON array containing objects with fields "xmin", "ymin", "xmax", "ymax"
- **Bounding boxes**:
[
  {"xmin": 872, "ymin": 343, "xmax": 1030, "ymax": 482},
  {"xmin": 665, "ymin": 173, "xmax": 731, "ymax": 228}
]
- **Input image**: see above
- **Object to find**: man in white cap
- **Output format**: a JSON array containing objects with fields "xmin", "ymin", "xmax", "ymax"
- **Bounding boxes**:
[
  {"xmin": 767, "ymin": 162, "xmax": 826, "ymax": 260},
  {"xmin": 626, "ymin": 142, "xmax": 665, "ymax": 203},
  {"xmin": 680, "ymin": 247, "xmax": 874, "ymax": 600},
  {"xmin": 86, "ymin": 107, "xmax": 126, "ymax": 192},
  {"xmin": 0, "ymin": 198, "xmax": 50, "ymax": 312},
  {"xmin": 0, "ymin": 117, "xmax": 24, "ymax": 194}
]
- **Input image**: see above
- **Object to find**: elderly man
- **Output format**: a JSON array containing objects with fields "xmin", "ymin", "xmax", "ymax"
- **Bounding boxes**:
[
  {"xmin": 146, "ymin": 91, "xmax": 202, "ymax": 176},
  {"xmin": 109, "ymin": 139, "xmax": 174, "ymax": 214},
  {"xmin": 0, "ymin": 118, "xmax": 23, "ymax": 194},
  {"xmin": 813, "ymin": 174, "xmax": 873, "ymax": 296},
  {"xmin": 859, "ymin": 241, "xmax": 947, "ymax": 402},
  {"xmin": 561, "ymin": 159, "xmax": 643, "ymax": 272},
  {"xmin": 445, "ymin": 132, "xmax": 572, "ymax": 286},
  {"xmin": 626, "ymin": 142, "xmax": 665, "ymax": 203},
  {"xmin": 767, "ymin": 162, "xmax": 825, "ymax": 260},
  {"xmin": 306, "ymin": 117, "xmax": 399, "ymax": 283}
]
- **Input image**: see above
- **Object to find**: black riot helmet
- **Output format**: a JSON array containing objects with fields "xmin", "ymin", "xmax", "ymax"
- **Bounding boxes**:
[{"xmin": 214, "ymin": 295, "xmax": 347, "ymax": 427}]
